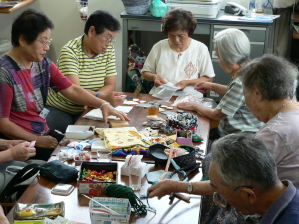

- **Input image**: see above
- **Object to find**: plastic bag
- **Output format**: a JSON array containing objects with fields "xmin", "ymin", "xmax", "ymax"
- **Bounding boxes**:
[{"xmin": 150, "ymin": 0, "xmax": 169, "ymax": 17}]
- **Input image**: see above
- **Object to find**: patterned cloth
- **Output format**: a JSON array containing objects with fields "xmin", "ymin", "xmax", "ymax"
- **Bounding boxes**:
[
  {"xmin": 216, "ymin": 77, "xmax": 263, "ymax": 136},
  {"xmin": 46, "ymin": 35, "xmax": 117, "ymax": 114},
  {"xmin": 0, "ymin": 55, "xmax": 72, "ymax": 135}
]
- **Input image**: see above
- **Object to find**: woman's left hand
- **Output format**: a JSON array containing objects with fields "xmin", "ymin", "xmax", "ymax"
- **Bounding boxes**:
[{"xmin": 101, "ymin": 103, "xmax": 130, "ymax": 123}]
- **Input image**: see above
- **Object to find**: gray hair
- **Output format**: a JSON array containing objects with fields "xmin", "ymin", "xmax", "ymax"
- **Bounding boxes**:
[
  {"xmin": 211, "ymin": 133, "xmax": 278, "ymax": 190},
  {"xmin": 241, "ymin": 54, "xmax": 298, "ymax": 100},
  {"xmin": 214, "ymin": 28, "xmax": 250, "ymax": 65}
]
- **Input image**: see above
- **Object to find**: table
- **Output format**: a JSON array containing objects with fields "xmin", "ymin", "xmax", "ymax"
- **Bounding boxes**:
[{"xmin": 7, "ymin": 93, "xmax": 210, "ymax": 223}]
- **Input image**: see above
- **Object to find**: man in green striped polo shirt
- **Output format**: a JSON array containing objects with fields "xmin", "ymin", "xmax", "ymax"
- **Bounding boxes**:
[{"xmin": 46, "ymin": 10, "xmax": 124, "ymax": 132}]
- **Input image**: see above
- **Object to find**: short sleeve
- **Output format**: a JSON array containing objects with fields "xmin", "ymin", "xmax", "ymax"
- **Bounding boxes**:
[
  {"xmin": 0, "ymin": 68, "xmax": 13, "ymax": 117},
  {"xmin": 49, "ymin": 63, "xmax": 72, "ymax": 90},
  {"xmin": 216, "ymin": 78, "xmax": 244, "ymax": 117},
  {"xmin": 57, "ymin": 46, "xmax": 79, "ymax": 77},
  {"xmin": 197, "ymin": 44, "xmax": 215, "ymax": 78},
  {"xmin": 105, "ymin": 46, "xmax": 117, "ymax": 77},
  {"xmin": 141, "ymin": 43, "xmax": 159, "ymax": 74}
]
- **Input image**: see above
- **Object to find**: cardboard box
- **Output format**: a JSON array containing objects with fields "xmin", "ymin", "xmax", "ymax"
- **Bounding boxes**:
[
  {"xmin": 89, "ymin": 197, "xmax": 131, "ymax": 224},
  {"xmin": 78, "ymin": 162, "xmax": 118, "ymax": 196},
  {"xmin": 65, "ymin": 125, "xmax": 95, "ymax": 139}
]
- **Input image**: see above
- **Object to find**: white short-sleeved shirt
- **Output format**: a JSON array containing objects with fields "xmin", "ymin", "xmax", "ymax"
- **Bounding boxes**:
[{"xmin": 141, "ymin": 39, "xmax": 215, "ymax": 84}]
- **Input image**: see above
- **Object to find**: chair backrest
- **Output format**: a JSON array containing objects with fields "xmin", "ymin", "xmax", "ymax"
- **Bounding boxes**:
[{"xmin": 0, "ymin": 164, "xmax": 40, "ymax": 203}]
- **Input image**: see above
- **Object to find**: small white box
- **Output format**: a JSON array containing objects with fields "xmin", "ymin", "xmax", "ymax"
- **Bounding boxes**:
[
  {"xmin": 90, "ymin": 197, "xmax": 131, "ymax": 224},
  {"xmin": 65, "ymin": 125, "xmax": 95, "ymax": 139}
]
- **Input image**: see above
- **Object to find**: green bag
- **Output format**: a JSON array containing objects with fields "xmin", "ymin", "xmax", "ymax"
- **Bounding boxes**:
[
  {"xmin": 150, "ymin": 0, "xmax": 169, "ymax": 17},
  {"xmin": 40, "ymin": 160, "xmax": 78, "ymax": 183}
]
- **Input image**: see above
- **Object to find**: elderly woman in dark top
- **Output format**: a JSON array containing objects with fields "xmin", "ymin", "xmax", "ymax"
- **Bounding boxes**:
[{"xmin": 141, "ymin": 9, "xmax": 215, "ymax": 89}]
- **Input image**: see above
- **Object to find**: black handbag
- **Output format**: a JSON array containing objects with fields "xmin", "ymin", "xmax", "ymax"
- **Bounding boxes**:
[
  {"xmin": 0, "ymin": 163, "xmax": 40, "ymax": 202},
  {"xmin": 39, "ymin": 160, "xmax": 78, "ymax": 183}
]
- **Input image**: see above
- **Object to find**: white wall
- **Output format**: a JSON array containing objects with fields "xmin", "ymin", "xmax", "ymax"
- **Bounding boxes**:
[
  {"xmin": 0, "ymin": 0, "xmax": 85, "ymax": 61},
  {"xmin": 88, "ymin": 0, "xmax": 125, "ymax": 91}
]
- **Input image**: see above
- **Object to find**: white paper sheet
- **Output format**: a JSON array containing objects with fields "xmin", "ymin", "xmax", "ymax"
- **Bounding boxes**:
[{"xmin": 83, "ymin": 106, "xmax": 133, "ymax": 121}]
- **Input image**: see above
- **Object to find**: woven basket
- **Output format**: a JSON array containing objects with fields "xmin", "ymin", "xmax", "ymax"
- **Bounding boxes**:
[{"xmin": 122, "ymin": 0, "xmax": 150, "ymax": 15}]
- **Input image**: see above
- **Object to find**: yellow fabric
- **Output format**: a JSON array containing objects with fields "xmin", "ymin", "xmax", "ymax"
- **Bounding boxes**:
[{"xmin": 103, "ymin": 127, "xmax": 143, "ymax": 150}]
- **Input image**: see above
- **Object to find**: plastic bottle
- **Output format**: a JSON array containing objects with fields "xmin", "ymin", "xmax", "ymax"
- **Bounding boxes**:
[
  {"xmin": 248, "ymin": 0, "xmax": 256, "ymax": 14},
  {"xmin": 255, "ymin": 0, "xmax": 264, "ymax": 13}
]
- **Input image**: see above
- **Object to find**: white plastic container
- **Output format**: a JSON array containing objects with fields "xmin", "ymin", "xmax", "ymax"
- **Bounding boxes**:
[
  {"xmin": 167, "ymin": 0, "xmax": 222, "ymax": 18},
  {"xmin": 89, "ymin": 197, "xmax": 131, "ymax": 224},
  {"xmin": 65, "ymin": 125, "xmax": 95, "ymax": 139}
]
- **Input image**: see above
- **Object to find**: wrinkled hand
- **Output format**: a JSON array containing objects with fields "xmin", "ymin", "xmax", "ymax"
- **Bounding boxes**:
[
  {"xmin": 36, "ymin": 135, "xmax": 58, "ymax": 149},
  {"xmin": 98, "ymin": 91, "xmax": 126, "ymax": 107},
  {"xmin": 195, "ymin": 81, "xmax": 213, "ymax": 93},
  {"xmin": 110, "ymin": 92, "xmax": 126, "ymax": 107},
  {"xmin": 9, "ymin": 141, "xmax": 36, "ymax": 161},
  {"xmin": 175, "ymin": 80, "xmax": 189, "ymax": 89},
  {"xmin": 148, "ymin": 180, "xmax": 178, "ymax": 199},
  {"xmin": 0, "ymin": 139, "xmax": 24, "ymax": 151},
  {"xmin": 154, "ymin": 75, "xmax": 167, "ymax": 87},
  {"xmin": 101, "ymin": 103, "xmax": 130, "ymax": 123},
  {"xmin": 177, "ymin": 102, "xmax": 197, "ymax": 111}
]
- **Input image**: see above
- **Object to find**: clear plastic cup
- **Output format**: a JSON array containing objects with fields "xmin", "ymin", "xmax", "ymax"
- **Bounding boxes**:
[
  {"xmin": 128, "ymin": 167, "xmax": 141, "ymax": 191},
  {"xmin": 147, "ymin": 104, "xmax": 159, "ymax": 116},
  {"xmin": 97, "ymin": 150, "xmax": 112, "ymax": 162}
]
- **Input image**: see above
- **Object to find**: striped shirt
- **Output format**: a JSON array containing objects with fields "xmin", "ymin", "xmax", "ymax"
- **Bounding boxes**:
[
  {"xmin": 46, "ymin": 35, "xmax": 117, "ymax": 114},
  {"xmin": 216, "ymin": 77, "xmax": 263, "ymax": 136}
]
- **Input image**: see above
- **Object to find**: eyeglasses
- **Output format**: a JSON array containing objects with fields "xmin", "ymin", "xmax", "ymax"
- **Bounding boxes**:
[
  {"xmin": 37, "ymin": 38, "xmax": 52, "ymax": 47},
  {"xmin": 213, "ymin": 185, "xmax": 254, "ymax": 208},
  {"xmin": 101, "ymin": 35, "xmax": 115, "ymax": 44}
]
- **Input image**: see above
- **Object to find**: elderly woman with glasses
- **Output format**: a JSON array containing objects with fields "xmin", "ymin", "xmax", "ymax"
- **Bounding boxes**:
[
  {"xmin": 141, "ymin": 9, "xmax": 215, "ymax": 89},
  {"xmin": 46, "ymin": 10, "xmax": 125, "ymax": 133},
  {"xmin": 0, "ymin": 10, "xmax": 129, "ymax": 160},
  {"xmin": 178, "ymin": 28, "xmax": 263, "ymax": 140}
]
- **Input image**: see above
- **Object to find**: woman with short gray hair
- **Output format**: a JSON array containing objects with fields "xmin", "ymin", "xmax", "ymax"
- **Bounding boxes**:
[
  {"xmin": 178, "ymin": 28, "xmax": 263, "ymax": 139},
  {"xmin": 241, "ymin": 54, "xmax": 299, "ymax": 187},
  {"xmin": 214, "ymin": 28, "xmax": 250, "ymax": 66}
]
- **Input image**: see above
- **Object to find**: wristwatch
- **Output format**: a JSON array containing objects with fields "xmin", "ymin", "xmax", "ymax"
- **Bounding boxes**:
[{"xmin": 187, "ymin": 182, "xmax": 193, "ymax": 194}]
